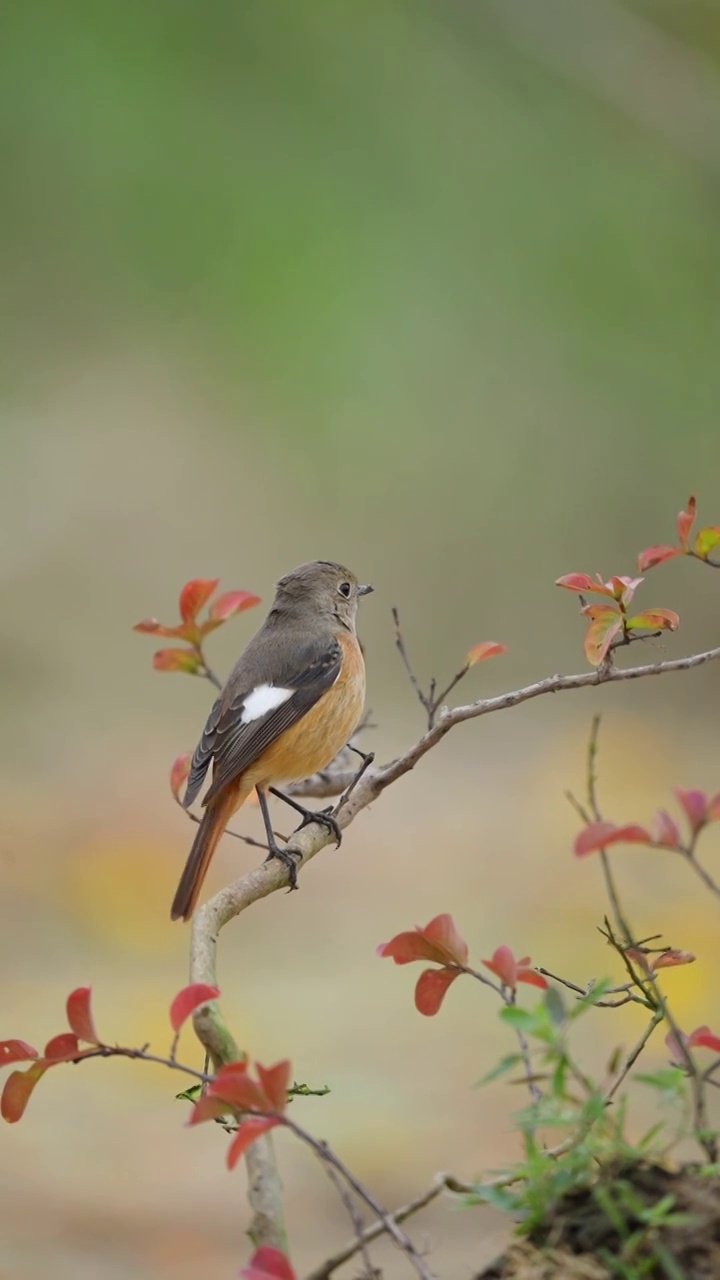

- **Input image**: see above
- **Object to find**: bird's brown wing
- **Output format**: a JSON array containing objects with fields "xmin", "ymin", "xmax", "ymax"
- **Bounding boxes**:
[{"xmin": 183, "ymin": 635, "xmax": 342, "ymax": 809}]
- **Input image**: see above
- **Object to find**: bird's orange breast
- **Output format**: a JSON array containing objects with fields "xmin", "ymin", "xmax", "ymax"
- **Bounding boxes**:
[{"xmin": 245, "ymin": 630, "xmax": 366, "ymax": 789}]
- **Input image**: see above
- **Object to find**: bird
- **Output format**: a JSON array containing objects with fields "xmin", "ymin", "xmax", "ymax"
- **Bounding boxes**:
[{"xmin": 170, "ymin": 560, "xmax": 373, "ymax": 921}]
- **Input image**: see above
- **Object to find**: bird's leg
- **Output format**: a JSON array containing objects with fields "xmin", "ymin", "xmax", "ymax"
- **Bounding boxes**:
[
  {"xmin": 268, "ymin": 786, "xmax": 342, "ymax": 849},
  {"xmin": 256, "ymin": 786, "xmax": 301, "ymax": 890}
]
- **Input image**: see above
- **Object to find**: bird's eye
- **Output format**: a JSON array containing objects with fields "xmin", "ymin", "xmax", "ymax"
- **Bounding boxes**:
[{"xmin": 338, "ymin": 581, "xmax": 352, "ymax": 598}]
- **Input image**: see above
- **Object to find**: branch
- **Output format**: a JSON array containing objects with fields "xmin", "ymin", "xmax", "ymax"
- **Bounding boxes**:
[
  {"xmin": 186, "ymin": 643, "xmax": 720, "ymax": 1246},
  {"xmin": 304, "ymin": 1174, "xmax": 468, "ymax": 1280}
]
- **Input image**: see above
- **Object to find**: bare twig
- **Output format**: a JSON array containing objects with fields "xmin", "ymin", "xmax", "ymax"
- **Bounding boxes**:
[
  {"xmin": 320, "ymin": 1163, "xmax": 378, "ymax": 1280},
  {"xmin": 278, "ymin": 1117, "xmax": 435, "ymax": 1280},
  {"xmin": 604, "ymin": 1009, "xmax": 664, "ymax": 1103},
  {"xmin": 304, "ymin": 1174, "xmax": 468, "ymax": 1280}
]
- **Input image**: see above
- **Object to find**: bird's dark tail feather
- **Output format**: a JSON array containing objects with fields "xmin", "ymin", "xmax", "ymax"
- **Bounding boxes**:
[{"xmin": 170, "ymin": 783, "xmax": 243, "ymax": 922}]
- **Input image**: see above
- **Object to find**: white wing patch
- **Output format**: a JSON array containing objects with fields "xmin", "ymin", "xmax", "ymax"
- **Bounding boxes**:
[{"xmin": 241, "ymin": 684, "xmax": 294, "ymax": 724}]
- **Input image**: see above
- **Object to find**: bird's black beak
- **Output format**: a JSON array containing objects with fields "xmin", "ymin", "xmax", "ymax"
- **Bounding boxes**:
[{"xmin": 358, "ymin": 583, "xmax": 374, "ymax": 596}]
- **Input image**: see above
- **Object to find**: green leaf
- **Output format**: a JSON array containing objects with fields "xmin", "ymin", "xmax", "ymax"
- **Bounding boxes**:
[
  {"xmin": 175, "ymin": 1084, "xmax": 203, "ymax": 1102},
  {"xmin": 569, "ymin": 977, "xmax": 615, "ymax": 1016},
  {"xmin": 694, "ymin": 526, "xmax": 720, "ymax": 560},
  {"xmin": 635, "ymin": 1067, "xmax": 685, "ymax": 1097},
  {"xmin": 544, "ymin": 987, "xmax": 566, "ymax": 1027},
  {"xmin": 499, "ymin": 1006, "xmax": 538, "ymax": 1032},
  {"xmin": 476, "ymin": 1052, "xmax": 523, "ymax": 1086},
  {"xmin": 466, "ymin": 1183, "xmax": 519, "ymax": 1213}
]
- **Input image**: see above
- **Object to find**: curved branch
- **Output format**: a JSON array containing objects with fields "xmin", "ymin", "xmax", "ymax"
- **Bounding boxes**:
[{"xmin": 187, "ymin": 642, "xmax": 720, "ymax": 1248}]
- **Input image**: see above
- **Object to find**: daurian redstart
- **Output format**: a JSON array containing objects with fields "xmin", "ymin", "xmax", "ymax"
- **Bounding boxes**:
[{"xmin": 171, "ymin": 560, "xmax": 372, "ymax": 921}]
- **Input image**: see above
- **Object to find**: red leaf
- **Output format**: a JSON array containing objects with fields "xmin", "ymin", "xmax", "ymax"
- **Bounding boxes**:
[
  {"xmin": 179, "ymin": 578, "xmax": 220, "ymax": 623},
  {"xmin": 212, "ymin": 1075, "xmax": 268, "ymax": 1111},
  {"xmin": 0, "ymin": 1040, "xmax": 38, "ymax": 1066},
  {"xmin": 208, "ymin": 590, "xmax": 261, "ymax": 623},
  {"xmin": 187, "ymin": 1093, "xmax": 236, "ymax": 1126},
  {"xmin": 708, "ymin": 793, "xmax": 720, "ymax": 822},
  {"xmin": 517, "ymin": 965, "xmax": 548, "ymax": 990},
  {"xmin": 240, "ymin": 1245, "xmax": 296, "ymax": 1280},
  {"xmin": 414, "ymin": 967, "xmax": 462, "ymax": 1016},
  {"xmin": 574, "ymin": 821, "xmax": 652, "ymax": 857},
  {"xmin": 636, "ymin": 545, "xmax": 680, "ymax": 572},
  {"xmin": 169, "ymin": 983, "xmax": 220, "ymax": 1033},
  {"xmin": 694, "ymin": 527, "xmax": 720, "ymax": 560},
  {"xmin": 44, "ymin": 1033, "xmax": 80, "ymax": 1061},
  {"xmin": 133, "ymin": 618, "xmax": 196, "ymax": 640},
  {"xmin": 690, "ymin": 1029, "xmax": 720, "ymax": 1054},
  {"xmin": 152, "ymin": 647, "xmax": 202, "ymax": 675},
  {"xmin": 580, "ymin": 606, "xmax": 623, "ymax": 667},
  {"xmin": 626, "ymin": 608, "xmax": 679, "ymax": 633},
  {"xmin": 170, "ymin": 753, "xmax": 192, "ymax": 801},
  {"xmin": 650, "ymin": 809, "xmax": 681, "ymax": 849},
  {"xmin": 556, "ymin": 574, "xmax": 614, "ymax": 597},
  {"xmin": 677, "ymin": 496, "xmax": 696, "ymax": 549},
  {"xmin": 651, "ymin": 949, "xmax": 695, "ymax": 971},
  {"xmin": 675, "ymin": 787, "xmax": 708, "ymax": 834},
  {"xmin": 377, "ymin": 913, "xmax": 468, "ymax": 967},
  {"xmin": 482, "ymin": 944, "xmax": 518, "ymax": 988},
  {"xmin": 464, "ymin": 641, "xmax": 507, "ymax": 667},
  {"xmin": 1, "ymin": 1063, "xmax": 48, "ymax": 1122},
  {"xmin": 227, "ymin": 1117, "xmax": 278, "ymax": 1169},
  {"xmin": 608, "ymin": 576, "xmax": 643, "ymax": 605},
  {"xmin": 255, "ymin": 1060, "xmax": 291, "ymax": 1114},
  {"xmin": 66, "ymin": 987, "xmax": 99, "ymax": 1044}
]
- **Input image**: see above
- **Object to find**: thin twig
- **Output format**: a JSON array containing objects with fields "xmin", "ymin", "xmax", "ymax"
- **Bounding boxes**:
[
  {"xmin": 679, "ymin": 848, "xmax": 720, "ymax": 899},
  {"xmin": 279, "ymin": 1117, "xmax": 435, "ymax": 1280},
  {"xmin": 604, "ymin": 1009, "xmax": 664, "ymax": 1103},
  {"xmin": 304, "ymin": 1174, "xmax": 467, "ymax": 1280},
  {"xmin": 321, "ymin": 1163, "xmax": 378, "ymax": 1280},
  {"xmin": 392, "ymin": 607, "xmax": 434, "ymax": 726}
]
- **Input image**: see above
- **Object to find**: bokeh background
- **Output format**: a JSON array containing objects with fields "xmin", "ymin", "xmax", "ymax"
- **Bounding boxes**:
[{"xmin": 2, "ymin": 2, "xmax": 720, "ymax": 1276}]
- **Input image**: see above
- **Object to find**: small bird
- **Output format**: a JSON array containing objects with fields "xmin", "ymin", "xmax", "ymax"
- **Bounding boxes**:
[{"xmin": 171, "ymin": 560, "xmax": 373, "ymax": 921}]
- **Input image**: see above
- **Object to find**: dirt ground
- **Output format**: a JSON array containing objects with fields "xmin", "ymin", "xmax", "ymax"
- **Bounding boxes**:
[{"xmin": 476, "ymin": 1163, "xmax": 720, "ymax": 1279}]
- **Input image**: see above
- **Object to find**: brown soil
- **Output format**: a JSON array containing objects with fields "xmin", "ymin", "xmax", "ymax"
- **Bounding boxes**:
[{"xmin": 476, "ymin": 1163, "xmax": 720, "ymax": 1279}]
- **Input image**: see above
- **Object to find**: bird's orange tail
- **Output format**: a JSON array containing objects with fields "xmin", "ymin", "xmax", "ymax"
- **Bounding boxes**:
[{"xmin": 171, "ymin": 781, "xmax": 245, "ymax": 922}]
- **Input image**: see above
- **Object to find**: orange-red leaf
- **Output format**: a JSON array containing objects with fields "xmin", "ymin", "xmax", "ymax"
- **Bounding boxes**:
[
  {"xmin": 690, "ymin": 1028, "xmax": 720, "ymax": 1054},
  {"xmin": 517, "ymin": 964, "xmax": 548, "ymax": 990},
  {"xmin": 44, "ymin": 1033, "xmax": 80, "ymax": 1061},
  {"xmin": 574, "ymin": 821, "xmax": 652, "ymax": 857},
  {"xmin": 209, "ymin": 590, "xmax": 261, "ymax": 623},
  {"xmin": 0, "ymin": 1040, "xmax": 38, "ymax": 1066},
  {"xmin": 626, "ymin": 608, "xmax": 679, "ymax": 633},
  {"xmin": 581, "ymin": 606, "xmax": 623, "ymax": 667},
  {"xmin": 636, "ymin": 545, "xmax": 680, "ymax": 572},
  {"xmin": 675, "ymin": 787, "xmax": 708, "ymax": 834},
  {"xmin": 378, "ymin": 913, "xmax": 468, "ymax": 967},
  {"xmin": 170, "ymin": 753, "xmax": 192, "ymax": 801},
  {"xmin": 187, "ymin": 1092, "xmax": 235, "ymax": 1126},
  {"xmin": 414, "ymin": 967, "xmax": 462, "ymax": 1016},
  {"xmin": 133, "ymin": 618, "xmax": 196, "ymax": 640},
  {"xmin": 556, "ymin": 574, "xmax": 611, "ymax": 596},
  {"xmin": 1, "ymin": 1063, "xmax": 48, "ymax": 1122},
  {"xmin": 652, "ymin": 949, "xmax": 695, "ymax": 971},
  {"xmin": 255, "ymin": 1061, "xmax": 291, "ymax": 1114},
  {"xmin": 677, "ymin": 496, "xmax": 696, "ymax": 549},
  {"xmin": 227, "ymin": 1117, "xmax": 278, "ymax": 1169},
  {"xmin": 169, "ymin": 983, "xmax": 220, "ymax": 1033},
  {"xmin": 240, "ymin": 1245, "xmax": 296, "ymax": 1280},
  {"xmin": 465, "ymin": 641, "xmax": 507, "ymax": 667},
  {"xmin": 66, "ymin": 987, "xmax": 99, "ymax": 1044},
  {"xmin": 694, "ymin": 527, "xmax": 720, "ymax": 560},
  {"xmin": 650, "ymin": 809, "xmax": 681, "ymax": 849},
  {"xmin": 482, "ymin": 944, "xmax": 518, "ymax": 988},
  {"xmin": 153, "ymin": 647, "xmax": 202, "ymax": 675},
  {"xmin": 179, "ymin": 578, "xmax": 219, "ymax": 623}
]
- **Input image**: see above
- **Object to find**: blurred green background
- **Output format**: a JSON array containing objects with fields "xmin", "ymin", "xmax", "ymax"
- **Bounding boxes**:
[{"xmin": 2, "ymin": 1, "xmax": 720, "ymax": 1276}]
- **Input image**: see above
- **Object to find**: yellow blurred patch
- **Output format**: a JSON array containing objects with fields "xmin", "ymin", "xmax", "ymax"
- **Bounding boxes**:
[{"xmin": 61, "ymin": 833, "xmax": 185, "ymax": 956}]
